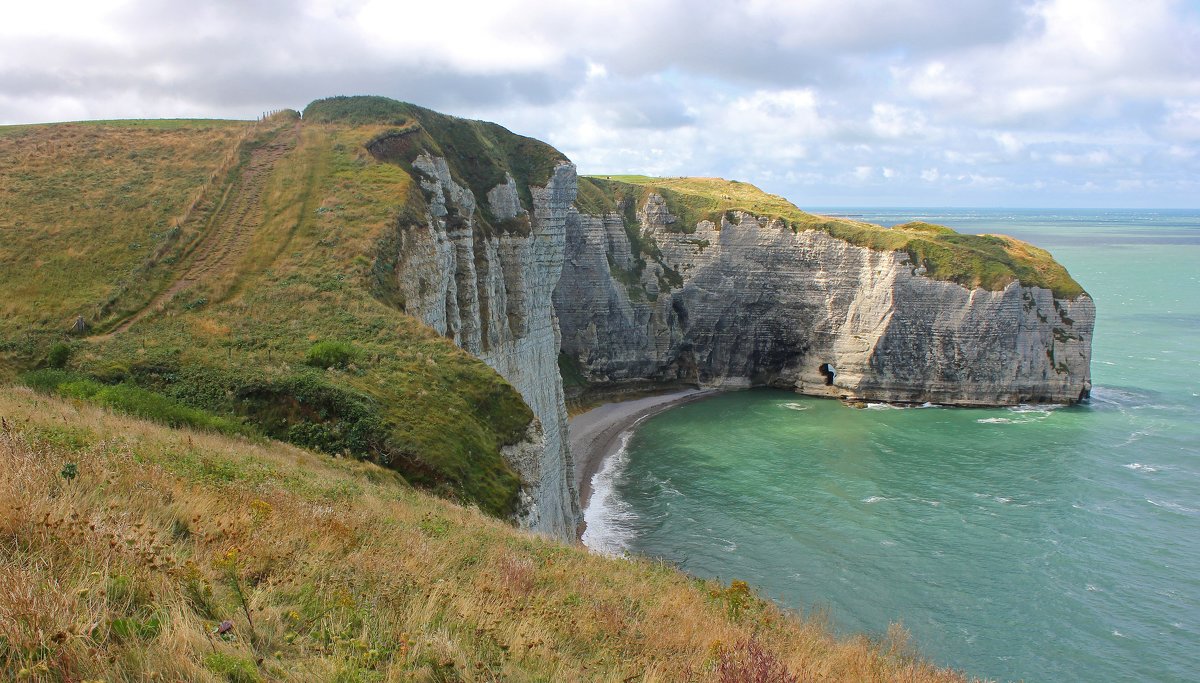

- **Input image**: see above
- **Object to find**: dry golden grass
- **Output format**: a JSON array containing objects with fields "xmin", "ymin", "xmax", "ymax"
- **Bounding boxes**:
[
  {"xmin": 0, "ymin": 120, "xmax": 249, "ymax": 337},
  {"xmin": 0, "ymin": 386, "xmax": 978, "ymax": 682}
]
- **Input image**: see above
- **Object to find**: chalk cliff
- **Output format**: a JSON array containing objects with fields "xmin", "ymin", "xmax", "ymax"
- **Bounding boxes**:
[
  {"xmin": 362, "ymin": 100, "xmax": 1092, "ymax": 541},
  {"xmin": 555, "ymin": 181, "xmax": 1093, "ymax": 406},
  {"xmin": 384, "ymin": 153, "xmax": 581, "ymax": 538}
]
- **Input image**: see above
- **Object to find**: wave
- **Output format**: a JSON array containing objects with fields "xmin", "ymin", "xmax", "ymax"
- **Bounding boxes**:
[
  {"xmin": 1009, "ymin": 404, "xmax": 1065, "ymax": 413},
  {"xmin": 977, "ymin": 405, "xmax": 1061, "ymax": 424},
  {"xmin": 862, "ymin": 496, "xmax": 889, "ymax": 504},
  {"xmin": 1114, "ymin": 430, "xmax": 1153, "ymax": 448},
  {"xmin": 1146, "ymin": 498, "xmax": 1198, "ymax": 515},
  {"xmin": 781, "ymin": 402, "xmax": 810, "ymax": 411},
  {"xmin": 581, "ymin": 432, "xmax": 639, "ymax": 556},
  {"xmin": 1088, "ymin": 386, "xmax": 1154, "ymax": 410},
  {"xmin": 1124, "ymin": 462, "xmax": 1159, "ymax": 472}
]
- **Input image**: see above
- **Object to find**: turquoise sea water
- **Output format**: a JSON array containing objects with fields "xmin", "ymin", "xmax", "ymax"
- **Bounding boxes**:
[{"xmin": 582, "ymin": 209, "xmax": 1200, "ymax": 682}]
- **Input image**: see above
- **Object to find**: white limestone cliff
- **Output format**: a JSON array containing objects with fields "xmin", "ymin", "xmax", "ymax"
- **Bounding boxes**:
[
  {"xmin": 388, "ymin": 154, "xmax": 581, "ymax": 540},
  {"xmin": 555, "ymin": 199, "xmax": 1094, "ymax": 406}
]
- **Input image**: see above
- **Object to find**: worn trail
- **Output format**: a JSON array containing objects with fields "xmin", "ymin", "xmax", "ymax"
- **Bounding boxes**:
[{"xmin": 101, "ymin": 123, "xmax": 297, "ymax": 336}]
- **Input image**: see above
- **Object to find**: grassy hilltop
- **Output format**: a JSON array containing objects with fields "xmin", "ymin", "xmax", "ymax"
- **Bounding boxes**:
[
  {"xmin": 578, "ymin": 175, "xmax": 1084, "ymax": 299},
  {"xmin": 0, "ymin": 98, "xmax": 570, "ymax": 519}
]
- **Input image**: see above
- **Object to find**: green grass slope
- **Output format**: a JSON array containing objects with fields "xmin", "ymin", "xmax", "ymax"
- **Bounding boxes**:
[
  {"xmin": 0, "ymin": 119, "xmax": 250, "ymax": 338},
  {"xmin": 0, "ymin": 99, "xmax": 567, "ymax": 519},
  {"xmin": 580, "ymin": 176, "xmax": 1085, "ymax": 299},
  {"xmin": 0, "ymin": 386, "xmax": 972, "ymax": 682}
]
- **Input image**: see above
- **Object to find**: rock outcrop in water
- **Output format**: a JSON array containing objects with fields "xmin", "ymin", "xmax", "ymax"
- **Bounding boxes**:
[{"xmin": 555, "ymin": 183, "xmax": 1094, "ymax": 406}]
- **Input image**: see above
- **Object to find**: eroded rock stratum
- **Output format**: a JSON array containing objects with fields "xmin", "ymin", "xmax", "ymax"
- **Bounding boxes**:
[{"xmin": 556, "ymin": 183, "xmax": 1093, "ymax": 406}]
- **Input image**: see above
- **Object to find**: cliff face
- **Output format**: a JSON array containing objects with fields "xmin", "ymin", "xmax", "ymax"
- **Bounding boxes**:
[
  {"xmin": 355, "ymin": 97, "xmax": 1090, "ymax": 539},
  {"xmin": 555, "ymin": 196, "xmax": 1094, "ymax": 405},
  {"xmin": 387, "ymin": 153, "xmax": 581, "ymax": 538}
]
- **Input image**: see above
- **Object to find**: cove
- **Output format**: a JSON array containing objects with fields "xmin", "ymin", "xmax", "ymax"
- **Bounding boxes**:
[{"xmin": 583, "ymin": 209, "xmax": 1200, "ymax": 682}]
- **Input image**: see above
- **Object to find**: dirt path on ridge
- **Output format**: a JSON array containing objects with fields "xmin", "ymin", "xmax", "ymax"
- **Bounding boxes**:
[{"xmin": 98, "ymin": 123, "xmax": 298, "ymax": 338}]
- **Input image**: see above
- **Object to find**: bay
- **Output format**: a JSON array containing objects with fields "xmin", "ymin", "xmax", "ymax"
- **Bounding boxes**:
[{"xmin": 584, "ymin": 208, "xmax": 1200, "ymax": 682}]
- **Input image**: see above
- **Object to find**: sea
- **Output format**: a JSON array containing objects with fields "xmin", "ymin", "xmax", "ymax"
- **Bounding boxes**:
[{"xmin": 581, "ymin": 208, "xmax": 1200, "ymax": 682}]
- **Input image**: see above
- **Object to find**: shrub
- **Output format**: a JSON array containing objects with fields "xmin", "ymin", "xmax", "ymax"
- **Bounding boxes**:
[
  {"xmin": 305, "ymin": 340, "xmax": 359, "ymax": 369},
  {"xmin": 203, "ymin": 653, "xmax": 261, "ymax": 683},
  {"xmin": 715, "ymin": 637, "xmax": 798, "ymax": 683},
  {"xmin": 47, "ymin": 342, "xmax": 71, "ymax": 369}
]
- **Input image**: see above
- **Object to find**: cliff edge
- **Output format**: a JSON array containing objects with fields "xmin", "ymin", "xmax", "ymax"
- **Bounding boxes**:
[
  {"xmin": 314, "ymin": 97, "xmax": 585, "ymax": 537},
  {"xmin": 556, "ymin": 176, "xmax": 1093, "ymax": 405}
]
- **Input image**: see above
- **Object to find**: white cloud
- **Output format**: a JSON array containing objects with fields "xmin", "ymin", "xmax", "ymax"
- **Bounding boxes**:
[
  {"xmin": 1161, "ymin": 100, "xmax": 1200, "ymax": 141},
  {"xmin": 869, "ymin": 103, "xmax": 932, "ymax": 140},
  {"xmin": 1049, "ymin": 150, "xmax": 1115, "ymax": 166},
  {"xmin": 1, "ymin": 0, "xmax": 1198, "ymax": 206},
  {"xmin": 898, "ymin": 0, "xmax": 1200, "ymax": 126}
]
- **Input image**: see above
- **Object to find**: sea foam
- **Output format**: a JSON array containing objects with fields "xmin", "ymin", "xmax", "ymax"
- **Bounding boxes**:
[{"xmin": 581, "ymin": 432, "xmax": 639, "ymax": 556}]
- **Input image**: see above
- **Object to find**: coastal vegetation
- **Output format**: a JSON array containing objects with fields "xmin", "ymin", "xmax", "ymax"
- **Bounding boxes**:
[
  {"xmin": 0, "ymin": 386, "xmax": 971, "ymax": 681},
  {"xmin": 580, "ymin": 175, "xmax": 1085, "ymax": 299},
  {"xmin": 0, "ymin": 108, "xmax": 537, "ymax": 519}
]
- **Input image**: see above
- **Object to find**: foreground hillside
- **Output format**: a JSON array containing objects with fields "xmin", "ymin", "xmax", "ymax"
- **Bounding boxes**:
[
  {"xmin": 0, "ymin": 387, "xmax": 971, "ymax": 681},
  {"xmin": 0, "ymin": 106, "xmax": 556, "ymax": 521}
]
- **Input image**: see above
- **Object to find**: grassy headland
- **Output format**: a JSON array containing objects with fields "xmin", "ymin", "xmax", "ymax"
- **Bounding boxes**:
[
  {"xmin": 580, "ymin": 175, "xmax": 1085, "ymax": 299},
  {"xmin": 0, "ymin": 103, "xmax": 551, "ymax": 518},
  {"xmin": 0, "ymin": 386, "xmax": 972, "ymax": 682}
]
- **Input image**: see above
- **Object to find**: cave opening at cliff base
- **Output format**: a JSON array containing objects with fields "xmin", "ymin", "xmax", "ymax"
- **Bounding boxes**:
[{"xmin": 819, "ymin": 363, "xmax": 836, "ymax": 386}]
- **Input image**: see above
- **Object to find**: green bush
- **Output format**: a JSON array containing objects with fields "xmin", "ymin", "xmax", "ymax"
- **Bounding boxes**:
[
  {"xmin": 47, "ymin": 342, "xmax": 71, "ymax": 369},
  {"xmin": 302, "ymin": 95, "xmax": 411, "ymax": 125},
  {"xmin": 305, "ymin": 340, "xmax": 359, "ymax": 369},
  {"xmin": 203, "ymin": 653, "xmax": 261, "ymax": 683}
]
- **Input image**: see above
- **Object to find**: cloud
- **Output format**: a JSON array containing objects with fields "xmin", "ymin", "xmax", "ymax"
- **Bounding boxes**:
[
  {"xmin": 896, "ymin": 0, "xmax": 1200, "ymax": 127},
  {"xmin": 1048, "ymin": 150, "xmax": 1115, "ymax": 167},
  {"xmin": 1161, "ymin": 100, "xmax": 1200, "ymax": 141},
  {"xmin": 1, "ymin": 0, "xmax": 1198, "ymax": 206}
]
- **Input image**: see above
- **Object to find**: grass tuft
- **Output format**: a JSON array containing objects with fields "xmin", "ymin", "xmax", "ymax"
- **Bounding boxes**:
[{"xmin": 304, "ymin": 341, "xmax": 359, "ymax": 369}]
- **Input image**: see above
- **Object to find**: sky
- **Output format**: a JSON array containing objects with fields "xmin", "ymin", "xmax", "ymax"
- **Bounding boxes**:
[{"xmin": 2, "ymin": 0, "xmax": 1198, "ymax": 208}]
